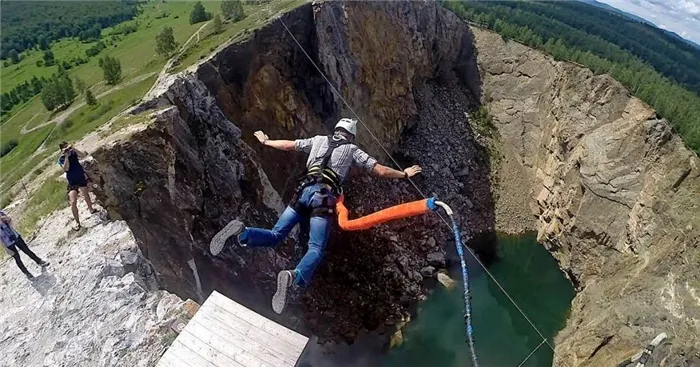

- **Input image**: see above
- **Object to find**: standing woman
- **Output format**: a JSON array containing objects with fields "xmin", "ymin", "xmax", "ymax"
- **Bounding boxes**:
[
  {"xmin": 0, "ymin": 210, "xmax": 49, "ymax": 279},
  {"xmin": 58, "ymin": 141, "xmax": 96, "ymax": 230}
]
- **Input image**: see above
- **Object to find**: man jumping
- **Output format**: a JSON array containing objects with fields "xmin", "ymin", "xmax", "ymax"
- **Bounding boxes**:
[{"xmin": 210, "ymin": 118, "xmax": 422, "ymax": 314}]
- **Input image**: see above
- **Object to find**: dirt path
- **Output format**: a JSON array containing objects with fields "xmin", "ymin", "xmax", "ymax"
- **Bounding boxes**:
[
  {"xmin": 20, "ymin": 19, "xmax": 210, "ymax": 137},
  {"xmin": 20, "ymin": 72, "xmax": 157, "ymax": 136},
  {"xmin": 145, "ymin": 20, "xmax": 211, "ymax": 100},
  {"xmin": 4, "ymin": 19, "xmax": 213, "ymax": 209},
  {"xmin": 19, "ymin": 111, "xmax": 50, "ymax": 133}
]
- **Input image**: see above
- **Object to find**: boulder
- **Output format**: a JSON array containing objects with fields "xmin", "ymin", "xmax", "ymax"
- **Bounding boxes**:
[
  {"xmin": 426, "ymin": 252, "xmax": 446, "ymax": 268},
  {"xmin": 437, "ymin": 272, "xmax": 456, "ymax": 291}
]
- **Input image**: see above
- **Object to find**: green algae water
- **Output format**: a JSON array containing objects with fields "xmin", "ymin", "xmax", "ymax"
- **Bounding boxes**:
[{"xmin": 384, "ymin": 233, "xmax": 575, "ymax": 367}]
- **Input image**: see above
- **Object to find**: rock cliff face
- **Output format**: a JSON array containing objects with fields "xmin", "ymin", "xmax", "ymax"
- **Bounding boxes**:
[
  {"xmin": 473, "ymin": 30, "xmax": 700, "ymax": 365},
  {"xmin": 0, "ymin": 202, "xmax": 192, "ymax": 367},
  {"xmin": 87, "ymin": 1, "xmax": 494, "ymax": 343},
  {"xmin": 86, "ymin": 0, "xmax": 700, "ymax": 364}
]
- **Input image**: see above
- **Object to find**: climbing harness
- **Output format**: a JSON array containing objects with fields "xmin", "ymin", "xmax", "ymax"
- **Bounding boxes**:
[
  {"xmin": 336, "ymin": 197, "xmax": 479, "ymax": 366},
  {"xmin": 291, "ymin": 136, "xmax": 351, "ymax": 218}
]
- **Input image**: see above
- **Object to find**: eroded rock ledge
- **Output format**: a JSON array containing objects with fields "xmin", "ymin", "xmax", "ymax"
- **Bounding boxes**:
[
  {"xmin": 87, "ymin": 1, "xmax": 700, "ymax": 365},
  {"xmin": 87, "ymin": 1, "xmax": 493, "ymax": 344},
  {"xmin": 474, "ymin": 29, "xmax": 700, "ymax": 366}
]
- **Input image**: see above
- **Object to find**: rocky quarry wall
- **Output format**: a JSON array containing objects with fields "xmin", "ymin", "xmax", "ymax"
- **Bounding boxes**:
[
  {"xmin": 474, "ymin": 29, "xmax": 700, "ymax": 365},
  {"xmin": 86, "ymin": 1, "xmax": 494, "ymax": 344},
  {"xmin": 0, "ymin": 204, "xmax": 197, "ymax": 367},
  {"xmin": 85, "ymin": 1, "xmax": 699, "ymax": 366}
]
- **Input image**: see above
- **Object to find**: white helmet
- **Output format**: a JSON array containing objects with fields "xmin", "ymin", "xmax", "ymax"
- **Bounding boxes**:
[{"xmin": 335, "ymin": 118, "xmax": 358, "ymax": 136}]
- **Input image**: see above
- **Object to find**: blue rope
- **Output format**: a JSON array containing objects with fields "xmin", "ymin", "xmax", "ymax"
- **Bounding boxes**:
[
  {"xmin": 446, "ymin": 212, "xmax": 479, "ymax": 366},
  {"xmin": 427, "ymin": 198, "xmax": 478, "ymax": 364}
]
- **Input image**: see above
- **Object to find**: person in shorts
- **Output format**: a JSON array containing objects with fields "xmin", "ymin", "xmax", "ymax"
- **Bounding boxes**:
[{"xmin": 58, "ymin": 141, "xmax": 96, "ymax": 230}]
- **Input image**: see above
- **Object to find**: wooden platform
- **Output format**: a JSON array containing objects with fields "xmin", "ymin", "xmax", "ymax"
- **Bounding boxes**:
[{"xmin": 157, "ymin": 291, "xmax": 309, "ymax": 367}]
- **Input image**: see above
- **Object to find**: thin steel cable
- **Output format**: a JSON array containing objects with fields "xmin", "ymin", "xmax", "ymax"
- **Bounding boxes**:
[
  {"xmin": 518, "ymin": 339, "xmax": 547, "ymax": 367},
  {"xmin": 277, "ymin": 15, "xmax": 569, "ymax": 366}
]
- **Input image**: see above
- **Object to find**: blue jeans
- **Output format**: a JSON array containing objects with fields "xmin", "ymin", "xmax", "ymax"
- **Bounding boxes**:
[{"xmin": 241, "ymin": 184, "xmax": 336, "ymax": 286}]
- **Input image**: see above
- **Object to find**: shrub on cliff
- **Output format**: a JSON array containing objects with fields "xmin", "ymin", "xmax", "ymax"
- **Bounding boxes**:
[
  {"xmin": 190, "ymin": 2, "xmax": 212, "ymax": 25},
  {"xmin": 98, "ymin": 56, "xmax": 122, "ymax": 85},
  {"xmin": 0, "ymin": 139, "xmax": 18, "ymax": 157},
  {"xmin": 156, "ymin": 27, "xmax": 178, "ymax": 57},
  {"xmin": 221, "ymin": 0, "xmax": 245, "ymax": 22}
]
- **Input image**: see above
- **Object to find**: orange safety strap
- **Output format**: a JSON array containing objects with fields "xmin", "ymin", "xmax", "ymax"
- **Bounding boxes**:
[{"xmin": 336, "ymin": 195, "xmax": 434, "ymax": 231}]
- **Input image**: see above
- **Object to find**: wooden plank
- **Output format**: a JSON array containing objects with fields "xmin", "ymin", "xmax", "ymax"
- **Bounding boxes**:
[
  {"xmin": 179, "ymin": 328, "xmax": 250, "ymax": 367},
  {"xmin": 192, "ymin": 308, "xmax": 296, "ymax": 366},
  {"xmin": 202, "ymin": 300, "xmax": 306, "ymax": 359},
  {"xmin": 172, "ymin": 331, "xmax": 244, "ymax": 367},
  {"xmin": 202, "ymin": 303, "xmax": 304, "ymax": 363},
  {"xmin": 156, "ymin": 291, "xmax": 309, "ymax": 367},
  {"xmin": 165, "ymin": 339, "xmax": 218, "ymax": 367},
  {"xmin": 155, "ymin": 353, "xmax": 172, "ymax": 367},
  {"xmin": 184, "ymin": 317, "xmax": 281, "ymax": 367},
  {"xmin": 156, "ymin": 351, "xmax": 181, "ymax": 367},
  {"xmin": 206, "ymin": 291, "xmax": 307, "ymax": 347}
]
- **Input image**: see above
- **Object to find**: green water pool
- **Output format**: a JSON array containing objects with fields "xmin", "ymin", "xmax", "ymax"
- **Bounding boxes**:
[{"xmin": 384, "ymin": 233, "xmax": 575, "ymax": 367}]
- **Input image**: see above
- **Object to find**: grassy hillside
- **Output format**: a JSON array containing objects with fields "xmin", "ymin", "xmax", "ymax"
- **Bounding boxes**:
[
  {"xmin": 444, "ymin": 0, "xmax": 700, "ymax": 153},
  {"xmin": 1, "ymin": 2, "xmax": 222, "ymax": 195},
  {"xmin": 0, "ymin": 0, "xmax": 307, "ymax": 226}
]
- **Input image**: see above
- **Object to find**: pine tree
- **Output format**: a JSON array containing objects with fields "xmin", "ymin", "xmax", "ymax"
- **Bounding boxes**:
[
  {"xmin": 8, "ymin": 49, "xmax": 19, "ymax": 64},
  {"xmin": 85, "ymin": 89, "xmax": 97, "ymax": 106},
  {"xmin": 30, "ymin": 76, "xmax": 43, "ymax": 94},
  {"xmin": 212, "ymin": 14, "xmax": 223, "ymax": 35},
  {"xmin": 38, "ymin": 35, "xmax": 50, "ymax": 50},
  {"xmin": 74, "ymin": 77, "xmax": 86, "ymax": 93},
  {"xmin": 43, "ymin": 49, "xmax": 55, "ymax": 66},
  {"xmin": 58, "ymin": 74, "xmax": 75, "ymax": 105},
  {"xmin": 190, "ymin": 2, "xmax": 211, "ymax": 25},
  {"xmin": 40, "ymin": 78, "xmax": 60, "ymax": 111},
  {"xmin": 155, "ymin": 26, "xmax": 178, "ymax": 56},
  {"xmin": 98, "ymin": 56, "xmax": 122, "ymax": 85},
  {"xmin": 221, "ymin": 0, "xmax": 245, "ymax": 21}
]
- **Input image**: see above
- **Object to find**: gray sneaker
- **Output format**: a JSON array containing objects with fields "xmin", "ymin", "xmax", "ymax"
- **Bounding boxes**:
[
  {"xmin": 272, "ymin": 270, "xmax": 295, "ymax": 314},
  {"xmin": 210, "ymin": 219, "xmax": 245, "ymax": 256}
]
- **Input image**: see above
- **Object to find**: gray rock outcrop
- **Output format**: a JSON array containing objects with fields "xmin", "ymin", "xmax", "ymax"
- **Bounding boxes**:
[
  {"xmin": 0, "ymin": 203, "xmax": 190, "ymax": 367},
  {"xmin": 86, "ymin": 1, "xmax": 494, "ymax": 344},
  {"xmin": 78, "ymin": 1, "xmax": 700, "ymax": 365},
  {"xmin": 473, "ymin": 28, "xmax": 700, "ymax": 366}
]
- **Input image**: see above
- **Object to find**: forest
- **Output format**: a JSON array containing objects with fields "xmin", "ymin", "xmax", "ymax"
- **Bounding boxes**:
[
  {"xmin": 0, "ymin": 1, "xmax": 140, "ymax": 59},
  {"xmin": 444, "ymin": 0, "xmax": 700, "ymax": 153}
]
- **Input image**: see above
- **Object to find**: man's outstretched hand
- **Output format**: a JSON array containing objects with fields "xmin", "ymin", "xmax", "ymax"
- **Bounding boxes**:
[
  {"xmin": 254, "ymin": 131, "xmax": 269, "ymax": 145},
  {"xmin": 403, "ymin": 165, "xmax": 422, "ymax": 178}
]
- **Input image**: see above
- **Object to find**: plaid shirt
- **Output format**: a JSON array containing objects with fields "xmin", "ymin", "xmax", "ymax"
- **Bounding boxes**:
[{"xmin": 294, "ymin": 135, "xmax": 378, "ymax": 184}]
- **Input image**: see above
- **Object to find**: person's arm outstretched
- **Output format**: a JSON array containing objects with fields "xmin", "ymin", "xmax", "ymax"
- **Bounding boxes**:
[
  {"xmin": 373, "ymin": 163, "xmax": 422, "ymax": 179},
  {"xmin": 352, "ymin": 146, "xmax": 421, "ymax": 179},
  {"xmin": 254, "ymin": 131, "xmax": 296, "ymax": 151}
]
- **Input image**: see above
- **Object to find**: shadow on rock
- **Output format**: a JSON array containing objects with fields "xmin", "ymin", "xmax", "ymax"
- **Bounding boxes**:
[{"xmin": 30, "ymin": 267, "xmax": 57, "ymax": 296}]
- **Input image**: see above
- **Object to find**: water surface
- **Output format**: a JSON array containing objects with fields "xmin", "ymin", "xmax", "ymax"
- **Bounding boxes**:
[
  {"xmin": 384, "ymin": 234, "xmax": 575, "ymax": 367},
  {"xmin": 299, "ymin": 234, "xmax": 575, "ymax": 367}
]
